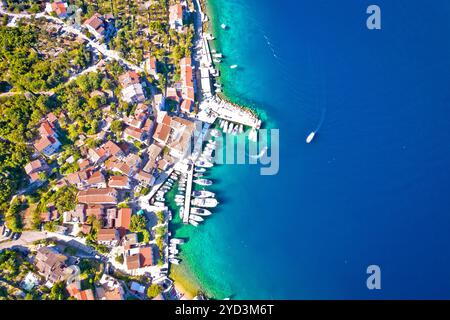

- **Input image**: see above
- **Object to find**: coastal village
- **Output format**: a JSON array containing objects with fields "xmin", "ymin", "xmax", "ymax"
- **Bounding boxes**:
[{"xmin": 0, "ymin": 0, "xmax": 260, "ymax": 300}]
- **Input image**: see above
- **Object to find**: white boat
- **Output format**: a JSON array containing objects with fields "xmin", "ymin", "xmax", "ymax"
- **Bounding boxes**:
[
  {"xmin": 192, "ymin": 190, "xmax": 215, "ymax": 198},
  {"xmin": 193, "ymin": 173, "xmax": 204, "ymax": 178},
  {"xmin": 239, "ymin": 124, "xmax": 244, "ymax": 134},
  {"xmin": 170, "ymin": 238, "xmax": 185, "ymax": 245},
  {"xmin": 191, "ymin": 198, "xmax": 219, "ymax": 208},
  {"xmin": 169, "ymin": 258, "xmax": 180, "ymax": 265},
  {"xmin": 154, "ymin": 201, "xmax": 165, "ymax": 207},
  {"xmin": 208, "ymin": 139, "xmax": 217, "ymax": 145},
  {"xmin": 190, "ymin": 207, "xmax": 212, "ymax": 216},
  {"xmin": 213, "ymin": 58, "xmax": 221, "ymax": 63},
  {"xmin": 194, "ymin": 167, "xmax": 207, "ymax": 173},
  {"xmin": 194, "ymin": 179, "xmax": 213, "ymax": 186},
  {"xmin": 221, "ymin": 23, "xmax": 227, "ymax": 29},
  {"xmin": 222, "ymin": 121, "xmax": 228, "ymax": 132},
  {"xmin": 228, "ymin": 123, "xmax": 234, "ymax": 134},
  {"xmin": 230, "ymin": 64, "xmax": 238, "ymax": 69},
  {"xmin": 195, "ymin": 160, "xmax": 214, "ymax": 168},
  {"xmin": 189, "ymin": 220, "xmax": 199, "ymax": 227},
  {"xmin": 169, "ymin": 248, "xmax": 179, "ymax": 255},
  {"xmin": 189, "ymin": 214, "xmax": 204, "ymax": 222},
  {"xmin": 231, "ymin": 125, "xmax": 239, "ymax": 135},
  {"xmin": 179, "ymin": 207, "xmax": 184, "ymax": 219},
  {"xmin": 206, "ymin": 142, "xmax": 216, "ymax": 149},
  {"xmin": 306, "ymin": 131, "xmax": 315, "ymax": 143},
  {"xmin": 210, "ymin": 129, "xmax": 221, "ymax": 138}
]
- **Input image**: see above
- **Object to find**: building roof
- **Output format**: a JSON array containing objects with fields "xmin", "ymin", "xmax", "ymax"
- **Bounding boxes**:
[
  {"xmin": 51, "ymin": 1, "xmax": 67, "ymax": 17},
  {"xmin": 75, "ymin": 289, "xmax": 95, "ymax": 300},
  {"xmin": 126, "ymin": 254, "xmax": 141, "ymax": 270},
  {"xmin": 102, "ymin": 140, "xmax": 123, "ymax": 157},
  {"xmin": 117, "ymin": 208, "xmax": 132, "ymax": 231},
  {"xmin": 77, "ymin": 188, "xmax": 118, "ymax": 204},
  {"xmin": 34, "ymin": 136, "xmax": 57, "ymax": 152},
  {"xmin": 86, "ymin": 170, "xmax": 106, "ymax": 185},
  {"xmin": 108, "ymin": 175, "xmax": 130, "ymax": 188},
  {"xmin": 139, "ymin": 246, "xmax": 154, "ymax": 267},
  {"xmin": 97, "ymin": 228, "xmax": 119, "ymax": 242},
  {"xmin": 119, "ymin": 71, "xmax": 140, "ymax": 87},
  {"xmin": 25, "ymin": 159, "xmax": 45, "ymax": 175},
  {"xmin": 39, "ymin": 121, "xmax": 55, "ymax": 137}
]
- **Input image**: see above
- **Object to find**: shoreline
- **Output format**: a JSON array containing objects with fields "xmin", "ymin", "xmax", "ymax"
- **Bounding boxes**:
[{"xmin": 170, "ymin": 0, "xmax": 267, "ymax": 300}]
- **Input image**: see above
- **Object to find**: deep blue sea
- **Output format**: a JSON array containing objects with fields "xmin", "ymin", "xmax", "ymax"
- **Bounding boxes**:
[{"xmin": 176, "ymin": 0, "xmax": 450, "ymax": 299}]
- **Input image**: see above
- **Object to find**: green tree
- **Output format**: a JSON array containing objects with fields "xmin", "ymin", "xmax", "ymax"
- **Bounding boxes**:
[
  {"xmin": 130, "ymin": 214, "xmax": 147, "ymax": 232},
  {"xmin": 146, "ymin": 284, "xmax": 162, "ymax": 299}
]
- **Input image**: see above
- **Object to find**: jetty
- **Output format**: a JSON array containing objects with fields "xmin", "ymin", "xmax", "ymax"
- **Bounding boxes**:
[{"xmin": 182, "ymin": 164, "xmax": 194, "ymax": 224}]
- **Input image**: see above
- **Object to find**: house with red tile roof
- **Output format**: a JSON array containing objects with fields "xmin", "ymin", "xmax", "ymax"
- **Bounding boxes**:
[
  {"xmin": 123, "ymin": 126, "xmax": 148, "ymax": 143},
  {"xmin": 169, "ymin": 4, "xmax": 184, "ymax": 30},
  {"xmin": 134, "ymin": 170, "xmax": 155, "ymax": 186},
  {"xmin": 85, "ymin": 170, "xmax": 107, "ymax": 188},
  {"xmin": 77, "ymin": 188, "xmax": 118, "ymax": 205},
  {"xmin": 24, "ymin": 159, "xmax": 49, "ymax": 185},
  {"xmin": 83, "ymin": 13, "xmax": 115, "ymax": 40},
  {"xmin": 145, "ymin": 57, "xmax": 159, "ymax": 79},
  {"xmin": 98, "ymin": 228, "xmax": 120, "ymax": 246},
  {"xmin": 47, "ymin": 1, "xmax": 69, "ymax": 19},
  {"xmin": 108, "ymin": 175, "xmax": 130, "ymax": 189},
  {"xmin": 34, "ymin": 135, "xmax": 61, "ymax": 157},
  {"xmin": 116, "ymin": 208, "xmax": 132, "ymax": 236}
]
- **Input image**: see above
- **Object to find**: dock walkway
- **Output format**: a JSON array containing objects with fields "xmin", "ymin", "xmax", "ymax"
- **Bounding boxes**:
[{"xmin": 182, "ymin": 164, "xmax": 194, "ymax": 224}]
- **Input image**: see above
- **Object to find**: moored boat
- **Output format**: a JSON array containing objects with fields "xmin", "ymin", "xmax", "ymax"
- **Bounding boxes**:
[
  {"xmin": 189, "ymin": 214, "xmax": 204, "ymax": 222},
  {"xmin": 194, "ymin": 167, "xmax": 206, "ymax": 173},
  {"xmin": 191, "ymin": 198, "xmax": 219, "ymax": 208},
  {"xmin": 192, "ymin": 190, "xmax": 215, "ymax": 198},
  {"xmin": 190, "ymin": 207, "xmax": 212, "ymax": 216},
  {"xmin": 195, "ymin": 160, "xmax": 213, "ymax": 168},
  {"xmin": 193, "ymin": 179, "xmax": 213, "ymax": 186}
]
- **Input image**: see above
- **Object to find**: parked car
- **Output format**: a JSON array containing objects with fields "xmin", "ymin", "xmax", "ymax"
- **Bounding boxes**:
[
  {"xmin": 12, "ymin": 232, "xmax": 21, "ymax": 240},
  {"xmin": 4, "ymin": 229, "xmax": 11, "ymax": 238}
]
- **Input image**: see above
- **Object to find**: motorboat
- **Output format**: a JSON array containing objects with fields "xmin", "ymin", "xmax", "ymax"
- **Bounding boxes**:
[
  {"xmin": 192, "ymin": 190, "xmax": 215, "ymax": 198},
  {"xmin": 169, "ymin": 258, "xmax": 180, "ymax": 265},
  {"xmin": 189, "ymin": 215, "xmax": 204, "ymax": 222},
  {"xmin": 191, "ymin": 198, "xmax": 219, "ymax": 208},
  {"xmin": 195, "ymin": 167, "xmax": 207, "ymax": 173},
  {"xmin": 230, "ymin": 64, "xmax": 238, "ymax": 69},
  {"xmin": 195, "ymin": 160, "xmax": 213, "ymax": 168},
  {"xmin": 190, "ymin": 207, "xmax": 212, "ymax": 216},
  {"xmin": 306, "ymin": 131, "xmax": 315, "ymax": 143},
  {"xmin": 193, "ymin": 179, "xmax": 213, "ymax": 186}
]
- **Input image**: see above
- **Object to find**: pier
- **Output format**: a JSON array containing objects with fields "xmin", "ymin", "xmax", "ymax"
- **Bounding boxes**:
[{"xmin": 182, "ymin": 164, "xmax": 194, "ymax": 224}]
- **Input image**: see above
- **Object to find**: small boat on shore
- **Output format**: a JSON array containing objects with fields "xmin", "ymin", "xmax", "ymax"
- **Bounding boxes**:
[
  {"xmin": 190, "ymin": 214, "xmax": 204, "ymax": 222},
  {"xmin": 194, "ymin": 167, "xmax": 207, "ymax": 173},
  {"xmin": 194, "ymin": 179, "xmax": 213, "ymax": 186},
  {"xmin": 230, "ymin": 64, "xmax": 238, "ymax": 69},
  {"xmin": 192, "ymin": 190, "xmax": 215, "ymax": 198},
  {"xmin": 191, "ymin": 198, "xmax": 219, "ymax": 208},
  {"xmin": 190, "ymin": 207, "xmax": 212, "ymax": 216},
  {"xmin": 306, "ymin": 131, "xmax": 315, "ymax": 143}
]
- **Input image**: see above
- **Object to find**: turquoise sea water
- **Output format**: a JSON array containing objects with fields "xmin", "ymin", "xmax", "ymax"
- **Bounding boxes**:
[{"xmin": 172, "ymin": 0, "xmax": 450, "ymax": 299}]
